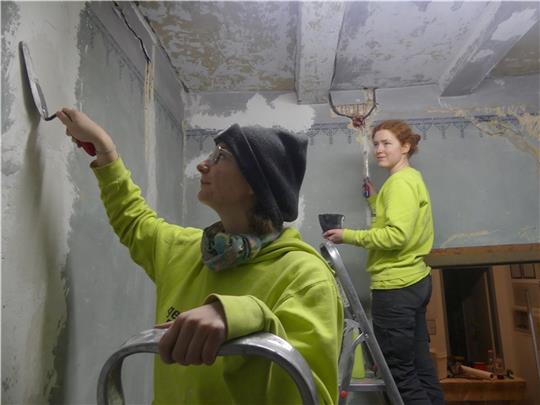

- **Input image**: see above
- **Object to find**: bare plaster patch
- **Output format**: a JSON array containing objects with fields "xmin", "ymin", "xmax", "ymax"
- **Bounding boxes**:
[
  {"xmin": 188, "ymin": 93, "xmax": 315, "ymax": 132},
  {"xmin": 285, "ymin": 195, "xmax": 305, "ymax": 230},
  {"xmin": 491, "ymin": 8, "xmax": 537, "ymax": 41},
  {"xmin": 518, "ymin": 225, "xmax": 538, "ymax": 241},
  {"xmin": 441, "ymin": 230, "xmax": 492, "ymax": 248},
  {"xmin": 471, "ymin": 49, "xmax": 494, "ymax": 62},
  {"xmin": 184, "ymin": 151, "xmax": 208, "ymax": 179},
  {"xmin": 144, "ymin": 60, "xmax": 158, "ymax": 208}
]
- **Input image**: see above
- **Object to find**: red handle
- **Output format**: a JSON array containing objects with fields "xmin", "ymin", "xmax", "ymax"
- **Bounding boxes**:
[{"xmin": 75, "ymin": 139, "xmax": 96, "ymax": 156}]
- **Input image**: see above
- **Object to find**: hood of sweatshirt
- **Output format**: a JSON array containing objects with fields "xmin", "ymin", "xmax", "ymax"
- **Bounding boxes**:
[{"xmin": 248, "ymin": 227, "xmax": 335, "ymax": 275}]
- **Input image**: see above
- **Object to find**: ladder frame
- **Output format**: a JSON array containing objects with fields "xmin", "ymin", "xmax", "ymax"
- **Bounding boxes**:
[
  {"xmin": 97, "ymin": 329, "xmax": 319, "ymax": 405},
  {"xmin": 320, "ymin": 241, "xmax": 404, "ymax": 405}
]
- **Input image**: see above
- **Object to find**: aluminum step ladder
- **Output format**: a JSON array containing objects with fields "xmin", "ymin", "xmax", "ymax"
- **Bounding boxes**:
[
  {"xmin": 320, "ymin": 241, "xmax": 403, "ymax": 405},
  {"xmin": 97, "ymin": 328, "xmax": 319, "ymax": 405}
]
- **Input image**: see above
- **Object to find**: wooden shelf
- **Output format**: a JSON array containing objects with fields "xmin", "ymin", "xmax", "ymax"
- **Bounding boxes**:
[{"xmin": 426, "ymin": 243, "xmax": 540, "ymax": 268}]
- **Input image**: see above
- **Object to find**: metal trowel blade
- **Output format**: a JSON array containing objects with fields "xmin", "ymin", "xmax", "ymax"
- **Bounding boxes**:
[{"xmin": 20, "ymin": 41, "xmax": 56, "ymax": 121}]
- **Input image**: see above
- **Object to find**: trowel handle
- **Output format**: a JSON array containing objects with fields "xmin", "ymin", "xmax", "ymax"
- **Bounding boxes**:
[
  {"xmin": 75, "ymin": 139, "xmax": 97, "ymax": 156},
  {"xmin": 58, "ymin": 110, "xmax": 97, "ymax": 156},
  {"xmin": 362, "ymin": 177, "xmax": 371, "ymax": 198}
]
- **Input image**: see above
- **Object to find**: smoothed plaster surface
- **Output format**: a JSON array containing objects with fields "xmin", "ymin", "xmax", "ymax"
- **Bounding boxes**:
[{"xmin": 1, "ymin": 2, "xmax": 84, "ymax": 402}]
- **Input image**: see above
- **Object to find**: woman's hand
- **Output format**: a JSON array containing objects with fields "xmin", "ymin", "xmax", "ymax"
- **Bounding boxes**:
[
  {"xmin": 57, "ymin": 107, "xmax": 107, "ymax": 144},
  {"xmin": 156, "ymin": 301, "xmax": 227, "ymax": 366},
  {"xmin": 323, "ymin": 229, "xmax": 344, "ymax": 244},
  {"xmin": 363, "ymin": 178, "xmax": 377, "ymax": 198},
  {"xmin": 57, "ymin": 107, "xmax": 118, "ymax": 166}
]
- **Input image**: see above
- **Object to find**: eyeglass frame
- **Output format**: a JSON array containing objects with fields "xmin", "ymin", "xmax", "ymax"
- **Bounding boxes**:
[{"xmin": 206, "ymin": 144, "xmax": 234, "ymax": 166}]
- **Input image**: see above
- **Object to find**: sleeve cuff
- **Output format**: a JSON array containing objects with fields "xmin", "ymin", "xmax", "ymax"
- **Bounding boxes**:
[
  {"xmin": 91, "ymin": 157, "xmax": 127, "ymax": 187},
  {"xmin": 205, "ymin": 294, "xmax": 265, "ymax": 340},
  {"xmin": 342, "ymin": 228, "xmax": 366, "ymax": 245}
]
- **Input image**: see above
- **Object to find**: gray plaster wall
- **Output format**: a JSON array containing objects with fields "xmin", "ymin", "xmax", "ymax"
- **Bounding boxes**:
[{"xmin": 2, "ymin": 2, "xmax": 183, "ymax": 404}]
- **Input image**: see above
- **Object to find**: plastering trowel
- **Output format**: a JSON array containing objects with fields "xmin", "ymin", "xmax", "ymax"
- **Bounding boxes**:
[{"xmin": 19, "ymin": 41, "xmax": 96, "ymax": 156}]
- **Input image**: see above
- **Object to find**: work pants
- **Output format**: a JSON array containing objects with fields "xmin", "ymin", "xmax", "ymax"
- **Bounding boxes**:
[{"xmin": 372, "ymin": 274, "xmax": 445, "ymax": 405}]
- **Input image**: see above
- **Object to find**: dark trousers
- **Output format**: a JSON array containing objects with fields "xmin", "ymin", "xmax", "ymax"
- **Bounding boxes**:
[{"xmin": 372, "ymin": 275, "xmax": 445, "ymax": 405}]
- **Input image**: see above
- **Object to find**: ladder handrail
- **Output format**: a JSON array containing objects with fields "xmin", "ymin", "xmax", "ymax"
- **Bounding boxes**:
[
  {"xmin": 320, "ymin": 241, "xmax": 404, "ymax": 405},
  {"xmin": 97, "ymin": 329, "xmax": 319, "ymax": 405}
]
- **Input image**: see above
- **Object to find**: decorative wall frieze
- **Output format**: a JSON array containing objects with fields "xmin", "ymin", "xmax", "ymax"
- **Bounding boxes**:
[{"xmin": 185, "ymin": 114, "xmax": 537, "ymax": 150}]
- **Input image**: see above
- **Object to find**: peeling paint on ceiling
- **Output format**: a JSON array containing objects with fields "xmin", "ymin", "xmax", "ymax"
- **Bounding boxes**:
[
  {"xmin": 137, "ymin": 1, "xmax": 539, "ymax": 96},
  {"xmin": 138, "ymin": 1, "xmax": 296, "ymax": 91}
]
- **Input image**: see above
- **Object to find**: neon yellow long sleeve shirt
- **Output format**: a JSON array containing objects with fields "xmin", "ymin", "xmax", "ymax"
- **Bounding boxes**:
[
  {"xmin": 93, "ymin": 158, "xmax": 343, "ymax": 405},
  {"xmin": 342, "ymin": 167, "xmax": 433, "ymax": 289}
]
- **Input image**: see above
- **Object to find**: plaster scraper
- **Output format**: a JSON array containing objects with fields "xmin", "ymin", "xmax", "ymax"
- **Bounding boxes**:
[{"xmin": 19, "ymin": 41, "xmax": 96, "ymax": 156}]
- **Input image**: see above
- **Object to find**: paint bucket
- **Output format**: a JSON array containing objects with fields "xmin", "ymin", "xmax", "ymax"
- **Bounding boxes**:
[{"xmin": 318, "ymin": 214, "xmax": 345, "ymax": 232}]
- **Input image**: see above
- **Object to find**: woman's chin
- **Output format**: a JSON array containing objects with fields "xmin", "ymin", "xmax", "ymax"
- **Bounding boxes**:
[{"xmin": 197, "ymin": 190, "xmax": 207, "ymax": 203}]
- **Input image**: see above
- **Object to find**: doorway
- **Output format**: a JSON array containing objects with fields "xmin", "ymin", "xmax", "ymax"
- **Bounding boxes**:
[{"xmin": 442, "ymin": 266, "xmax": 501, "ymax": 366}]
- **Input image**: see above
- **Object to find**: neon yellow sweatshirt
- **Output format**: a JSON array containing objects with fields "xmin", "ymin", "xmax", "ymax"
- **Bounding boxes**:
[
  {"xmin": 93, "ymin": 158, "xmax": 343, "ymax": 405},
  {"xmin": 342, "ymin": 167, "xmax": 433, "ymax": 289}
]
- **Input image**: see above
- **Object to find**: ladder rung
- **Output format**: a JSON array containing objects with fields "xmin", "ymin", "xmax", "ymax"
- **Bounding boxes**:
[{"xmin": 346, "ymin": 377, "xmax": 387, "ymax": 392}]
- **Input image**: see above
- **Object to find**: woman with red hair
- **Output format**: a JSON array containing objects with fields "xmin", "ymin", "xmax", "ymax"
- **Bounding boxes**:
[{"xmin": 324, "ymin": 120, "xmax": 444, "ymax": 404}]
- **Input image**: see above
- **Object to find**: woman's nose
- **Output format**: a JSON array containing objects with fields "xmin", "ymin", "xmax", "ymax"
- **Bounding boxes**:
[{"xmin": 197, "ymin": 161, "xmax": 209, "ymax": 173}]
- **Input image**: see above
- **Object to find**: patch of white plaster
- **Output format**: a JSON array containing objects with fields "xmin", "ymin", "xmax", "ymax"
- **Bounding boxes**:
[
  {"xmin": 188, "ymin": 93, "xmax": 315, "ymax": 132},
  {"xmin": 1, "ymin": 3, "xmax": 84, "ymax": 403},
  {"xmin": 441, "ymin": 230, "xmax": 492, "ymax": 248},
  {"xmin": 491, "ymin": 9, "xmax": 537, "ymax": 41},
  {"xmin": 285, "ymin": 195, "xmax": 305, "ymax": 230},
  {"xmin": 144, "ymin": 59, "xmax": 158, "ymax": 208},
  {"xmin": 518, "ymin": 225, "xmax": 538, "ymax": 241},
  {"xmin": 184, "ymin": 151, "xmax": 208, "ymax": 179},
  {"xmin": 471, "ymin": 49, "xmax": 494, "ymax": 62}
]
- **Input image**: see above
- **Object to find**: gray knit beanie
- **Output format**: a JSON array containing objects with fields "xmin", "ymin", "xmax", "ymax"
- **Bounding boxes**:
[{"xmin": 214, "ymin": 124, "xmax": 308, "ymax": 226}]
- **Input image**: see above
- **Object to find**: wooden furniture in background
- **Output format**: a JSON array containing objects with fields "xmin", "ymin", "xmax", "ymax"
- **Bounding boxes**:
[
  {"xmin": 441, "ymin": 377, "xmax": 526, "ymax": 404},
  {"xmin": 427, "ymin": 243, "xmax": 540, "ymax": 268}
]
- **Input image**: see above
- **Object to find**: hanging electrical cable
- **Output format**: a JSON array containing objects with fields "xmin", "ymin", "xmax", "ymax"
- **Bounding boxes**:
[{"xmin": 327, "ymin": 11, "xmax": 378, "ymax": 225}]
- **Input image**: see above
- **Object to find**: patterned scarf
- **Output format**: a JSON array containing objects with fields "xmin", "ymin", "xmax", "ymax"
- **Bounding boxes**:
[{"xmin": 201, "ymin": 222, "xmax": 279, "ymax": 272}]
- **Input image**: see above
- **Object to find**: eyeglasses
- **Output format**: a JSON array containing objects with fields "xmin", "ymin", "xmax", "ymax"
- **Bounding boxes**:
[{"xmin": 206, "ymin": 145, "xmax": 233, "ymax": 166}]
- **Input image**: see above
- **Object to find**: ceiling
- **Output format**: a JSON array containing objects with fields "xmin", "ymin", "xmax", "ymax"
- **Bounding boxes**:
[{"xmin": 137, "ymin": 1, "xmax": 540, "ymax": 103}]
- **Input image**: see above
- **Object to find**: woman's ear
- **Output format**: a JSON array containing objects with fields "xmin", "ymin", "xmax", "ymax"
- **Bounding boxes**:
[{"xmin": 401, "ymin": 142, "xmax": 411, "ymax": 155}]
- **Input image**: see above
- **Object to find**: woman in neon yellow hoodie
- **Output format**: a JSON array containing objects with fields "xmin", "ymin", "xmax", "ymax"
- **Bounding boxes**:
[
  {"xmin": 323, "ymin": 120, "xmax": 444, "ymax": 404},
  {"xmin": 57, "ymin": 107, "xmax": 343, "ymax": 404}
]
